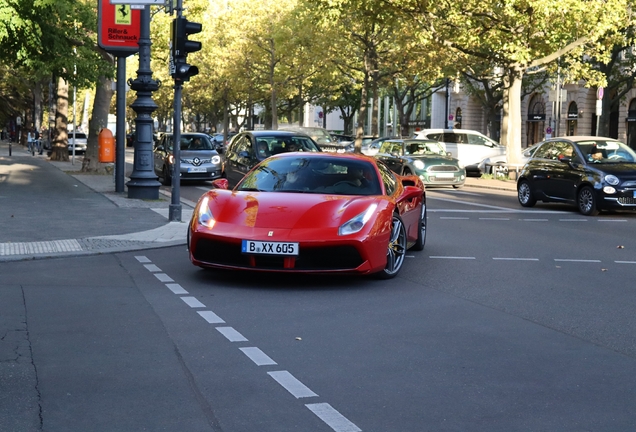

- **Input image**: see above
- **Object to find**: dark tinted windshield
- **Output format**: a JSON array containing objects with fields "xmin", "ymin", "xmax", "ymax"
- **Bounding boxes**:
[
  {"xmin": 253, "ymin": 135, "xmax": 321, "ymax": 155},
  {"xmin": 237, "ymin": 156, "xmax": 381, "ymax": 195},
  {"xmin": 166, "ymin": 135, "xmax": 214, "ymax": 150}
]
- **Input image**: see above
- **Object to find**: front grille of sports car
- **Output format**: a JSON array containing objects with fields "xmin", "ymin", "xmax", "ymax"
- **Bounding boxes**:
[{"xmin": 193, "ymin": 239, "xmax": 364, "ymax": 271}]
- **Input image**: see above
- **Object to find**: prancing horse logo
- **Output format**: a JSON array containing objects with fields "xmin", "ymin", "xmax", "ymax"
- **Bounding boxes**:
[{"xmin": 268, "ymin": 231, "xmax": 274, "ymax": 236}]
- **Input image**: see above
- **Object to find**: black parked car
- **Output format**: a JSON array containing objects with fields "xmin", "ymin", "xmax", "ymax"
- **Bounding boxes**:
[
  {"xmin": 517, "ymin": 136, "xmax": 636, "ymax": 215},
  {"xmin": 223, "ymin": 130, "xmax": 321, "ymax": 186}
]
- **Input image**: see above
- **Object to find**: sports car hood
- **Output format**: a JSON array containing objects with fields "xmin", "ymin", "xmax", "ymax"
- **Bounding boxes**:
[{"xmin": 207, "ymin": 191, "xmax": 383, "ymax": 229}]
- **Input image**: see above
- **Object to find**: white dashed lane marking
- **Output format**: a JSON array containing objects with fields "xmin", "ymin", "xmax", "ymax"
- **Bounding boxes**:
[
  {"xmin": 306, "ymin": 403, "xmax": 362, "ymax": 432},
  {"xmin": 181, "ymin": 296, "xmax": 206, "ymax": 308},
  {"xmin": 197, "ymin": 310, "xmax": 225, "ymax": 324},
  {"xmin": 144, "ymin": 264, "xmax": 162, "ymax": 272},
  {"xmin": 135, "ymin": 256, "xmax": 151, "ymax": 263},
  {"xmin": 493, "ymin": 257, "xmax": 539, "ymax": 261},
  {"xmin": 154, "ymin": 273, "xmax": 174, "ymax": 282},
  {"xmin": 216, "ymin": 327, "xmax": 248, "ymax": 342},
  {"xmin": 429, "ymin": 256, "xmax": 476, "ymax": 260},
  {"xmin": 268, "ymin": 371, "xmax": 318, "ymax": 399},
  {"xmin": 166, "ymin": 283, "xmax": 188, "ymax": 294},
  {"xmin": 554, "ymin": 259, "xmax": 602, "ymax": 263},
  {"xmin": 240, "ymin": 347, "xmax": 277, "ymax": 366}
]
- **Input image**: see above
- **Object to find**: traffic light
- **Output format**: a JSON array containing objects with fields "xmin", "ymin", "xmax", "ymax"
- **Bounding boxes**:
[{"xmin": 171, "ymin": 17, "xmax": 202, "ymax": 82}]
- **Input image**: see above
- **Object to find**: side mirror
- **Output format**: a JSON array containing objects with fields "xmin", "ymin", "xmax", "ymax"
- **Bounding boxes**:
[
  {"xmin": 155, "ymin": 145, "xmax": 164, "ymax": 152},
  {"xmin": 212, "ymin": 178, "xmax": 229, "ymax": 189}
]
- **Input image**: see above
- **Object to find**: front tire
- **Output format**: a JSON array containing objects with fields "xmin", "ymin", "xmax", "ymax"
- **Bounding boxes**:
[
  {"xmin": 578, "ymin": 186, "xmax": 599, "ymax": 216},
  {"xmin": 375, "ymin": 214, "xmax": 407, "ymax": 279},
  {"xmin": 518, "ymin": 180, "xmax": 536, "ymax": 207},
  {"xmin": 411, "ymin": 203, "xmax": 426, "ymax": 251}
]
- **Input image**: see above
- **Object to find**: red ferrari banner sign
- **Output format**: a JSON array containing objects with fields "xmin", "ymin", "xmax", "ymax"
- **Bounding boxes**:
[{"xmin": 98, "ymin": 0, "xmax": 141, "ymax": 56}]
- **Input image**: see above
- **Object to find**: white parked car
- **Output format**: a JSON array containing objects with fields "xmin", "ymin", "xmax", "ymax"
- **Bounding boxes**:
[
  {"xmin": 414, "ymin": 129, "xmax": 506, "ymax": 174},
  {"xmin": 67, "ymin": 132, "xmax": 88, "ymax": 154},
  {"xmin": 478, "ymin": 142, "xmax": 541, "ymax": 174}
]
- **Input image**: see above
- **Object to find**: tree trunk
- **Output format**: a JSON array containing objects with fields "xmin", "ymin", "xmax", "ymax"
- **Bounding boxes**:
[
  {"xmin": 82, "ymin": 76, "xmax": 115, "ymax": 173},
  {"xmin": 371, "ymin": 83, "xmax": 379, "ymax": 136},
  {"xmin": 354, "ymin": 65, "xmax": 370, "ymax": 153},
  {"xmin": 598, "ymin": 94, "xmax": 612, "ymax": 137},
  {"xmin": 502, "ymin": 69, "xmax": 523, "ymax": 164},
  {"xmin": 33, "ymin": 81, "xmax": 43, "ymax": 132},
  {"xmin": 50, "ymin": 77, "xmax": 69, "ymax": 161}
]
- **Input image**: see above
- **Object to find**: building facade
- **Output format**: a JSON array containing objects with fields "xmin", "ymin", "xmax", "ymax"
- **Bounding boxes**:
[{"xmin": 439, "ymin": 83, "xmax": 636, "ymax": 150}]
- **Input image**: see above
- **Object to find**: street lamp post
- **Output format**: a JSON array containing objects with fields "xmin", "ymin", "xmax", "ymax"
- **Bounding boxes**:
[{"xmin": 126, "ymin": 5, "xmax": 161, "ymax": 200}]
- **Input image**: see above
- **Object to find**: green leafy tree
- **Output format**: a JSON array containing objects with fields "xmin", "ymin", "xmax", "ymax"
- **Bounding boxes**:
[{"xmin": 392, "ymin": 0, "xmax": 628, "ymax": 163}]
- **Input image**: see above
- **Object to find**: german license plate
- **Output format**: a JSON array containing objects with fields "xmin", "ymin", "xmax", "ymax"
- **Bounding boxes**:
[
  {"xmin": 188, "ymin": 167, "xmax": 206, "ymax": 173},
  {"xmin": 241, "ymin": 240, "xmax": 299, "ymax": 256},
  {"xmin": 435, "ymin": 172, "xmax": 454, "ymax": 178}
]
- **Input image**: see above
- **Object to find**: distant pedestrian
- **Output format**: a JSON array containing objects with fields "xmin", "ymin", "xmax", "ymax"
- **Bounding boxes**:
[{"xmin": 27, "ymin": 129, "xmax": 34, "ymax": 152}]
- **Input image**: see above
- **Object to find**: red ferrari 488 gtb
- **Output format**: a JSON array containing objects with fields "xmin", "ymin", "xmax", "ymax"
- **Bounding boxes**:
[{"xmin": 188, "ymin": 152, "xmax": 426, "ymax": 278}]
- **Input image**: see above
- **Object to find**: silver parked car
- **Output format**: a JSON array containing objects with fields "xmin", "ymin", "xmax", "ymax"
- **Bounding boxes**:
[
  {"xmin": 153, "ymin": 133, "xmax": 224, "ymax": 185},
  {"xmin": 67, "ymin": 132, "xmax": 88, "ymax": 154}
]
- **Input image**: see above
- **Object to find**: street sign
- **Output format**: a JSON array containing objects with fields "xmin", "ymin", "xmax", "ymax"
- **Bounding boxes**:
[
  {"xmin": 597, "ymin": 87, "xmax": 604, "ymax": 100},
  {"xmin": 546, "ymin": 127, "xmax": 553, "ymax": 134},
  {"xmin": 596, "ymin": 99, "xmax": 602, "ymax": 116},
  {"xmin": 98, "ymin": 0, "xmax": 141, "ymax": 56}
]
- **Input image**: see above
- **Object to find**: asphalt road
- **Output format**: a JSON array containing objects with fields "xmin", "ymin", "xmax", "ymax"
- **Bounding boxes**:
[{"xmin": 3, "ymin": 187, "xmax": 636, "ymax": 431}]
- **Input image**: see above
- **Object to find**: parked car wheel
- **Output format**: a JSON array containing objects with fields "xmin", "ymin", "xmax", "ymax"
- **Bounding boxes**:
[
  {"xmin": 412, "ymin": 204, "xmax": 426, "ymax": 251},
  {"xmin": 375, "ymin": 214, "xmax": 407, "ymax": 279},
  {"xmin": 578, "ymin": 186, "xmax": 599, "ymax": 216},
  {"xmin": 517, "ymin": 180, "xmax": 536, "ymax": 207}
]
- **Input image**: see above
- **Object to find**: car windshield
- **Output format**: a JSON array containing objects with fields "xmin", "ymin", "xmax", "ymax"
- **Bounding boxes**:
[
  {"xmin": 577, "ymin": 140, "xmax": 636, "ymax": 163},
  {"xmin": 254, "ymin": 135, "xmax": 321, "ymax": 155},
  {"xmin": 405, "ymin": 142, "xmax": 445, "ymax": 156},
  {"xmin": 236, "ymin": 156, "xmax": 382, "ymax": 196},
  {"xmin": 167, "ymin": 135, "xmax": 214, "ymax": 151}
]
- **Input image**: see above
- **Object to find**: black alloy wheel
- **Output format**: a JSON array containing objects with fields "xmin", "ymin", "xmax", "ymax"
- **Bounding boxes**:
[
  {"xmin": 376, "ymin": 214, "xmax": 407, "ymax": 279},
  {"xmin": 411, "ymin": 202, "xmax": 427, "ymax": 251},
  {"xmin": 578, "ymin": 186, "xmax": 600, "ymax": 216},
  {"xmin": 517, "ymin": 180, "xmax": 536, "ymax": 207}
]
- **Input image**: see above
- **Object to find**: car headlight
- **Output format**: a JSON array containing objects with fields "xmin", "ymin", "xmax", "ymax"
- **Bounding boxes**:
[
  {"xmin": 603, "ymin": 186, "xmax": 616, "ymax": 194},
  {"xmin": 197, "ymin": 196, "xmax": 215, "ymax": 228},
  {"xmin": 413, "ymin": 160, "xmax": 425, "ymax": 170},
  {"xmin": 338, "ymin": 203, "xmax": 378, "ymax": 236},
  {"xmin": 212, "ymin": 155, "xmax": 221, "ymax": 165},
  {"xmin": 168, "ymin": 154, "xmax": 175, "ymax": 164},
  {"xmin": 604, "ymin": 174, "xmax": 619, "ymax": 186}
]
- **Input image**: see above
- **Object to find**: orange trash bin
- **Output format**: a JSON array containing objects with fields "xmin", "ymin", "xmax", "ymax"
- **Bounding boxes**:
[{"xmin": 98, "ymin": 128, "xmax": 115, "ymax": 163}]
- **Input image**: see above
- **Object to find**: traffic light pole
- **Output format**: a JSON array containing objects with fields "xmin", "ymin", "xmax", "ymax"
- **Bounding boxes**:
[
  {"xmin": 168, "ymin": 0, "xmax": 185, "ymax": 222},
  {"xmin": 168, "ymin": 0, "xmax": 202, "ymax": 221},
  {"xmin": 169, "ymin": 80, "xmax": 183, "ymax": 221}
]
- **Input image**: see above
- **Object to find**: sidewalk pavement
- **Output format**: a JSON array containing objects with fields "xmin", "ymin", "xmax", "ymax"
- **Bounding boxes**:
[
  {"xmin": 0, "ymin": 138, "xmax": 515, "ymax": 262},
  {"xmin": 0, "ymin": 139, "xmax": 194, "ymax": 262}
]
